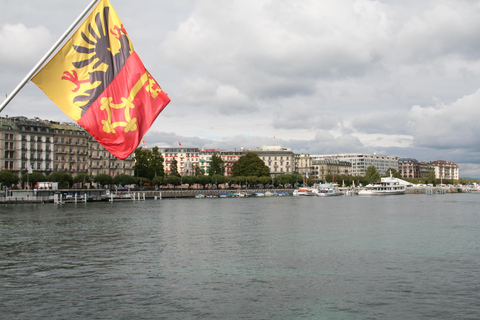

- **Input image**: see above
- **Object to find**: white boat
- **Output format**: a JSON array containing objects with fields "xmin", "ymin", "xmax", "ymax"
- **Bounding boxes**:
[
  {"xmin": 293, "ymin": 187, "xmax": 317, "ymax": 196},
  {"xmin": 315, "ymin": 184, "xmax": 343, "ymax": 197},
  {"xmin": 107, "ymin": 193, "xmax": 134, "ymax": 201},
  {"xmin": 358, "ymin": 173, "xmax": 406, "ymax": 196}
]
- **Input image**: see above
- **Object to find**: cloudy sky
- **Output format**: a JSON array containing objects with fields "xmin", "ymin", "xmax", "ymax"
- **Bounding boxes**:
[{"xmin": 1, "ymin": 0, "xmax": 480, "ymax": 177}]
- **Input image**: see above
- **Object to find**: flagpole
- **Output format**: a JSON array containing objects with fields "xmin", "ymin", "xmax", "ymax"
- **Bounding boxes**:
[{"xmin": 0, "ymin": 0, "xmax": 100, "ymax": 114}]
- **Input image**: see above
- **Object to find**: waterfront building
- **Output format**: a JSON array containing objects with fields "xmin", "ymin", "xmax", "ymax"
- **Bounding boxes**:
[
  {"xmin": 294, "ymin": 154, "xmax": 313, "ymax": 178},
  {"xmin": 430, "ymin": 160, "xmax": 459, "ymax": 182},
  {"xmin": 312, "ymin": 158, "xmax": 352, "ymax": 182},
  {"xmin": 251, "ymin": 146, "xmax": 295, "ymax": 178},
  {"xmin": 398, "ymin": 158, "xmax": 433, "ymax": 179},
  {"xmin": 159, "ymin": 147, "xmax": 200, "ymax": 176},
  {"xmin": 313, "ymin": 153, "xmax": 399, "ymax": 177},
  {"xmin": 0, "ymin": 116, "xmax": 135, "ymax": 181},
  {"xmin": 0, "ymin": 116, "xmax": 54, "ymax": 177},
  {"xmin": 88, "ymin": 136, "xmax": 135, "ymax": 178},
  {"xmin": 218, "ymin": 150, "xmax": 244, "ymax": 176},
  {"xmin": 51, "ymin": 122, "xmax": 88, "ymax": 175}
]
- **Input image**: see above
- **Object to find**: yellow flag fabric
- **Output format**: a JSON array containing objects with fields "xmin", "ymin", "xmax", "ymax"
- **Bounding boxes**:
[
  {"xmin": 32, "ymin": 0, "xmax": 133, "ymax": 122},
  {"xmin": 32, "ymin": 0, "xmax": 170, "ymax": 160}
]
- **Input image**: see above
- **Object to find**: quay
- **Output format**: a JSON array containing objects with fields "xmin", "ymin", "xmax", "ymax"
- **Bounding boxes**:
[
  {"xmin": 0, "ymin": 188, "xmax": 296, "ymax": 204},
  {"xmin": 0, "ymin": 186, "xmax": 472, "ymax": 204}
]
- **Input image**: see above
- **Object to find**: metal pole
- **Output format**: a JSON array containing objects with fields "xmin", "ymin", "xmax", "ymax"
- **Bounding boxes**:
[{"xmin": 0, "ymin": 0, "xmax": 100, "ymax": 113}]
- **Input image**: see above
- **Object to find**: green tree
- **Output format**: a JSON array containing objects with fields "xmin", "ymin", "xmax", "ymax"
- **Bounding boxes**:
[
  {"xmin": 47, "ymin": 172, "xmax": 73, "ymax": 189},
  {"xmin": 231, "ymin": 176, "xmax": 246, "ymax": 188},
  {"xmin": 181, "ymin": 175, "xmax": 196, "ymax": 188},
  {"xmin": 208, "ymin": 153, "xmax": 224, "ymax": 176},
  {"xmin": 152, "ymin": 176, "xmax": 165, "ymax": 187},
  {"xmin": 113, "ymin": 174, "xmax": 136, "ymax": 186},
  {"xmin": 258, "ymin": 176, "xmax": 272, "ymax": 187},
  {"xmin": 166, "ymin": 175, "xmax": 181, "ymax": 187},
  {"xmin": 148, "ymin": 146, "xmax": 165, "ymax": 179},
  {"xmin": 170, "ymin": 158, "xmax": 180, "ymax": 177},
  {"xmin": 94, "ymin": 174, "xmax": 113, "ymax": 188},
  {"xmin": 134, "ymin": 147, "xmax": 149, "ymax": 178},
  {"xmin": 196, "ymin": 174, "xmax": 212, "ymax": 189},
  {"xmin": 21, "ymin": 172, "xmax": 46, "ymax": 188},
  {"xmin": 385, "ymin": 167, "xmax": 402, "ymax": 178},
  {"xmin": 134, "ymin": 147, "xmax": 165, "ymax": 180},
  {"xmin": 0, "ymin": 171, "xmax": 19, "ymax": 188},
  {"xmin": 365, "ymin": 165, "xmax": 381, "ymax": 184},
  {"xmin": 427, "ymin": 169, "xmax": 436, "ymax": 186},
  {"xmin": 194, "ymin": 165, "xmax": 203, "ymax": 176},
  {"xmin": 232, "ymin": 152, "xmax": 270, "ymax": 177},
  {"xmin": 211, "ymin": 174, "xmax": 226, "ymax": 188},
  {"xmin": 74, "ymin": 173, "xmax": 90, "ymax": 188}
]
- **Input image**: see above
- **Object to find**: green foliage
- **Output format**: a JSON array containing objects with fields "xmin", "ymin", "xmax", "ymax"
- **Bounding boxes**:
[
  {"xmin": 365, "ymin": 165, "xmax": 381, "ymax": 184},
  {"xmin": 258, "ymin": 176, "xmax": 272, "ymax": 187},
  {"xmin": 93, "ymin": 173, "xmax": 113, "ymax": 187},
  {"xmin": 427, "ymin": 169, "xmax": 436, "ymax": 186},
  {"xmin": 166, "ymin": 175, "xmax": 181, "ymax": 186},
  {"xmin": 385, "ymin": 168, "xmax": 402, "ymax": 178},
  {"xmin": 113, "ymin": 174, "xmax": 136, "ymax": 186},
  {"xmin": 247, "ymin": 176, "xmax": 259, "ymax": 187},
  {"xmin": 134, "ymin": 147, "xmax": 165, "ymax": 180},
  {"xmin": 21, "ymin": 172, "xmax": 46, "ymax": 187},
  {"xmin": 0, "ymin": 171, "xmax": 19, "ymax": 187},
  {"xmin": 231, "ymin": 176, "xmax": 246, "ymax": 187},
  {"xmin": 194, "ymin": 165, "xmax": 203, "ymax": 176},
  {"xmin": 47, "ymin": 172, "xmax": 73, "ymax": 188},
  {"xmin": 274, "ymin": 174, "xmax": 302, "ymax": 187},
  {"xmin": 74, "ymin": 173, "xmax": 90, "ymax": 187},
  {"xmin": 196, "ymin": 174, "xmax": 212, "ymax": 187},
  {"xmin": 232, "ymin": 152, "xmax": 270, "ymax": 177},
  {"xmin": 152, "ymin": 176, "xmax": 165, "ymax": 186},
  {"xmin": 181, "ymin": 175, "xmax": 196, "ymax": 187},
  {"xmin": 169, "ymin": 158, "xmax": 180, "ymax": 177},
  {"xmin": 208, "ymin": 153, "xmax": 224, "ymax": 176},
  {"xmin": 148, "ymin": 147, "xmax": 165, "ymax": 179},
  {"xmin": 211, "ymin": 174, "xmax": 227, "ymax": 186}
]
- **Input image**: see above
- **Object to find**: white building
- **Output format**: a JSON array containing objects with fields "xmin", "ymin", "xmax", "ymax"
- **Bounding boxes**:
[
  {"xmin": 430, "ymin": 160, "xmax": 459, "ymax": 181},
  {"xmin": 313, "ymin": 153, "xmax": 398, "ymax": 177},
  {"xmin": 252, "ymin": 146, "xmax": 295, "ymax": 178}
]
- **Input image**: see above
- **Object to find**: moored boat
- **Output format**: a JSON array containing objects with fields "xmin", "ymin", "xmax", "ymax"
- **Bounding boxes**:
[
  {"xmin": 293, "ymin": 187, "xmax": 317, "ymax": 196},
  {"xmin": 358, "ymin": 174, "xmax": 406, "ymax": 196},
  {"xmin": 315, "ymin": 184, "xmax": 343, "ymax": 197}
]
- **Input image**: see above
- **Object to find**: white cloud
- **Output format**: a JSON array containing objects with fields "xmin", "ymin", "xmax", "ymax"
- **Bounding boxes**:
[
  {"xmin": 2, "ymin": 0, "xmax": 480, "ymax": 177},
  {"xmin": 0, "ymin": 23, "xmax": 53, "ymax": 82}
]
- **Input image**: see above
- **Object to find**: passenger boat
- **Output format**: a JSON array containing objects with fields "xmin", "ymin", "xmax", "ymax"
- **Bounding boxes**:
[
  {"xmin": 358, "ymin": 174, "xmax": 406, "ymax": 196},
  {"xmin": 315, "ymin": 184, "xmax": 342, "ymax": 197}
]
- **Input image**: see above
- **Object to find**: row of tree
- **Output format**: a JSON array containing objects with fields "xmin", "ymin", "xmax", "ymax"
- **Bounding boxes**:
[
  {"xmin": 0, "ymin": 170, "xmax": 138, "ymax": 190},
  {"xmin": 133, "ymin": 149, "xmax": 270, "ymax": 178}
]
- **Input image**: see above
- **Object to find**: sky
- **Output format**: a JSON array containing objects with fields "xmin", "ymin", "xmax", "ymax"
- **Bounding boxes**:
[{"xmin": 1, "ymin": 0, "xmax": 480, "ymax": 177}]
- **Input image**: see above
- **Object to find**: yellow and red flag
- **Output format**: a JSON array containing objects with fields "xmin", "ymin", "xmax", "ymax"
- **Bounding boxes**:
[{"xmin": 32, "ymin": 0, "xmax": 170, "ymax": 160}]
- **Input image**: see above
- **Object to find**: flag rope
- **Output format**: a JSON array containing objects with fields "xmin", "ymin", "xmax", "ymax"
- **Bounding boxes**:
[{"xmin": 0, "ymin": 0, "xmax": 100, "ymax": 113}]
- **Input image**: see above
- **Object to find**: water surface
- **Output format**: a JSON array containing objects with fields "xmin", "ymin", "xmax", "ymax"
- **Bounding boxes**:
[{"xmin": 1, "ymin": 194, "xmax": 479, "ymax": 319}]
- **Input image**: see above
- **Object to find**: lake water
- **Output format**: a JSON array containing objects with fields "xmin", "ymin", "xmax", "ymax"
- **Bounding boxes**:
[{"xmin": 1, "ymin": 194, "xmax": 480, "ymax": 319}]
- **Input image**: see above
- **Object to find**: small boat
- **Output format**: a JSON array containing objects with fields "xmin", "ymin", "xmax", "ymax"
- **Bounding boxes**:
[
  {"xmin": 107, "ymin": 193, "xmax": 134, "ymax": 201},
  {"xmin": 315, "ymin": 184, "xmax": 342, "ymax": 197},
  {"xmin": 195, "ymin": 194, "xmax": 205, "ymax": 198},
  {"xmin": 293, "ymin": 187, "xmax": 317, "ymax": 196}
]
